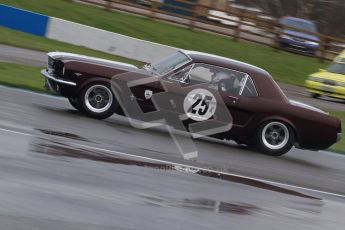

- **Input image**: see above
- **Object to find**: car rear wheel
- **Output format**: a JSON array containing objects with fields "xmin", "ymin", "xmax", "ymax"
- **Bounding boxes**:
[
  {"xmin": 255, "ymin": 121, "xmax": 294, "ymax": 156},
  {"xmin": 79, "ymin": 82, "xmax": 118, "ymax": 119}
]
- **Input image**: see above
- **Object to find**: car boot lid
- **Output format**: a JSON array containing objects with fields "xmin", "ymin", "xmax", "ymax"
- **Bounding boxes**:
[{"xmin": 289, "ymin": 99, "xmax": 328, "ymax": 114}]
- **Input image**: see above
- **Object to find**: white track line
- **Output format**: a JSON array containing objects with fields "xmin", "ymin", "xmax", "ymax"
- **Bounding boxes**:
[
  {"xmin": 1, "ymin": 127, "xmax": 345, "ymax": 199},
  {"xmin": 0, "ymin": 127, "xmax": 33, "ymax": 137}
]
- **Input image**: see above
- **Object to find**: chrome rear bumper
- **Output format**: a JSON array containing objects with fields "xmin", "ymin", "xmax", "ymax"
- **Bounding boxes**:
[{"xmin": 337, "ymin": 133, "xmax": 342, "ymax": 142}]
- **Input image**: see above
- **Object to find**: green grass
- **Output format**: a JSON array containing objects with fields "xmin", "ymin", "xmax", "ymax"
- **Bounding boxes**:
[
  {"xmin": 330, "ymin": 112, "xmax": 345, "ymax": 153},
  {"xmin": 1, "ymin": 0, "xmax": 330, "ymax": 86},
  {"xmin": 0, "ymin": 62, "xmax": 45, "ymax": 92}
]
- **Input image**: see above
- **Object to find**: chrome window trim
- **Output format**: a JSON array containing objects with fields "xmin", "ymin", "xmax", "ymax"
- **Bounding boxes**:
[
  {"xmin": 166, "ymin": 64, "xmax": 195, "ymax": 83},
  {"xmin": 241, "ymin": 75, "xmax": 259, "ymax": 97},
  {"xmin": 238, "ymin": 74, "xmax": 249, "ymax": 96}
]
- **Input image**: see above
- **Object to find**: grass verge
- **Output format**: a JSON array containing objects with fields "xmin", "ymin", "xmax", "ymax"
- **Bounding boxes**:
[
  {"xmin": 0, "ymin": 62, "xmax": 45, "ymax": 92},
  {"xmin": 0, "ymin": 61, "xmax": 343, "ymax": 153},
  {"xmin": 2, "ymin": 0, "xmax": 329, "ymax": 86}
]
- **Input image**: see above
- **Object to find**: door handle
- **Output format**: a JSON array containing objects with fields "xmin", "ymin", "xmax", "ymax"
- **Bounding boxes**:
[{"xmin": 228, "ymin": 95, "xmax": 239, "ymax": 103}]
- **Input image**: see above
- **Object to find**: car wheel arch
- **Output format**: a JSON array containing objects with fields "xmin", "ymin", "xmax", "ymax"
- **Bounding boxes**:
[
  {"xmin": 255, "ymin": 116, "xmax": 299, "ymax": 144},
  {"xmin": 79, "ymin": 78, "xmax": 112, "ymax": 94}
]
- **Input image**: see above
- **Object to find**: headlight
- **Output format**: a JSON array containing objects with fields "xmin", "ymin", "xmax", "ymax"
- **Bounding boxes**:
[
  {"xmin": 306, "ymin": 41, "xmax": 319, "ymax": 46},
  {"xmin": 336, "ymin": 81, "xmax": 345, "ymax": 87},
  {"xmin": 281, "ymin": 35, "xmax": 293, "ymax": 40},
  {"xmin": 308, "ymin": 76, "xmax": 323, "ymax": 83}
]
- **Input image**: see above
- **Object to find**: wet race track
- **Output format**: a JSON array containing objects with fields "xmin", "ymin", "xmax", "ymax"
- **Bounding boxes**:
[{"xmin": 0, "ymin": 85, "xmax": 345, "ymax": 229}]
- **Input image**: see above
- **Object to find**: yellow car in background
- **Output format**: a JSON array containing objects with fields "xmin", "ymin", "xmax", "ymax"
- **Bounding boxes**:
[{"xmin": 306, "ymin": 54, "xmax": 345, "ymax": 100}]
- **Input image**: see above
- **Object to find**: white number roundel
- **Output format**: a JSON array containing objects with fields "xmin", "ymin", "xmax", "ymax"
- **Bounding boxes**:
[{"xmin": 183, "ymin": 89, "xmax": 217, "ymax": 121}]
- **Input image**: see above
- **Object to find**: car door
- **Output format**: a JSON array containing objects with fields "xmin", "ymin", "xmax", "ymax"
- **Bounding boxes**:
[
  {"xmin": 160, "ymin": 63, "xmax": 237, "ymax": 135},
  {"xmin": 218, "ymin": 73, "xmax": 259, "ymax": 140}
]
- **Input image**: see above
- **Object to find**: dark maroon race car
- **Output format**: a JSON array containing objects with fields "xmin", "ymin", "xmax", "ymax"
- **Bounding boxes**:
[{"xmin": 41, "ymin": 50, "xmax": 342, "ymax": 156}]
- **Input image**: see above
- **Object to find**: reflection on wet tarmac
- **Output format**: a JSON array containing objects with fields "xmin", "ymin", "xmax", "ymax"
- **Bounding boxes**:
[
  {"xmin": 3, "ymin": 131, "xmax": 344, "ymax": 230},
  {"xmin": 31, "ymin": 138, "xmax": 319, "ymax": 200},
  {"xmin": 140, "ymin": 195, "xmax": 259, "ymax": 215},
  {"xmin": 31, "ymin": 138, "xmax": 169, "ymax": 169},
  {"xmin": 36, "ymin": 128, "xmax": 92, "ymax": 142}
]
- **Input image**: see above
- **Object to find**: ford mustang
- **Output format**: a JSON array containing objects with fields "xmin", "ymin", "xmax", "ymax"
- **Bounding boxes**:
[{"xmin": 41, "ymin": 50, "xmax": 341, "ymax": 156}]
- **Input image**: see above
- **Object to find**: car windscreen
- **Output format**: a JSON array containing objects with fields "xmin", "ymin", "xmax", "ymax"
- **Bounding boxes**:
[
  {"xmin": 281, "ymin": 18, "xmax": 317, "ymax": 33},
  {"xmin": 327, "ymin": 63, "xmax": 345, "ymax": 75},
  {"xmin": 148, "ymin": 51, "xmax": 191, "ymax": 76}
]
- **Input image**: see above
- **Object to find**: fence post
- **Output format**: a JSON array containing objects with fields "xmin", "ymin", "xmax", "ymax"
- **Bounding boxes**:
[
  {"xmin": 319, "ymin": 37, "xmax": 329, "ymax": 63},
  {"xmin": 150, "ymin": 0, "xmax": 158, "ymax": 20},
  {"xmin": 234, "ymin": 10, "xmax": 243, "ymax": 41},
  {"xmin": 105, "ymin": 0, "xmax": 112, "ymax": 11},
  {"xmin": 189, "ymin": 3, "xmax": 198, "ymax": 29},
  {"xmin": 273, "ymin": 23, "xmax": 282, "ymax": 51}
]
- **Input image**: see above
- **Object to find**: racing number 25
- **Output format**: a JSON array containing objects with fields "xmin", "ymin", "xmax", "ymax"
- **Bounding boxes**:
[{"xmin": 188, "ymin": 94, "xmax": 213, "ymax": 116}]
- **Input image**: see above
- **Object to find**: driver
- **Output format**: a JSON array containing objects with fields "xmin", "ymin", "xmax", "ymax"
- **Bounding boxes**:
[{"xmin": 216, "ymin": 72, "xmax": 243, "ymax": 94}]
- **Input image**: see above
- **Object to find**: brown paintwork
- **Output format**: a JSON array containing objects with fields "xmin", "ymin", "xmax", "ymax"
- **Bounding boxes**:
[{"xmin": 42, "ymin": 51, "xmax": 341, "ymax": 150}]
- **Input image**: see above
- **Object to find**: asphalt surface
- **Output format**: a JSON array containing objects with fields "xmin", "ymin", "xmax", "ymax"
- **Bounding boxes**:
[
  {"xmin": 0, "ymin": 85, "xmax": 345, "ymax": 229},
  {"xmin": 0, "ymin": 44, "xmax": 47, "ymax": 67}
]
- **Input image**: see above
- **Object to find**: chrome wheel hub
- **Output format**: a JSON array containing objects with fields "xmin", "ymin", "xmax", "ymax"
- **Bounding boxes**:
[
  {"xmin": 84, "ymin": 85, "xmax": 113, "ymax": 113},
  {"xmin": 262, "ymin": 122, "xmax": 289, "ymax": 150}
]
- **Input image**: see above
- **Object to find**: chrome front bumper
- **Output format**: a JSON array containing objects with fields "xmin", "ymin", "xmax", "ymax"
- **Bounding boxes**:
[{"xmin": 40, "ymin": 69, "xmax": 76, "ymax": 86}]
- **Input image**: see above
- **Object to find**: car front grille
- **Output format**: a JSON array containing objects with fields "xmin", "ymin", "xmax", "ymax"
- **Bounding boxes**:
[
  {"xmin": 48, "ymin": 57, "xmax": 64, "ymax": 76},
  {"xmin": 293, "ymin": 37, "xmax": 305, "ymax": 42}
]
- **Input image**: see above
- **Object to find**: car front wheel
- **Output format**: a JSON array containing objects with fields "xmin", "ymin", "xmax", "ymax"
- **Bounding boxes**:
[
  {"xmin": 255, "ymin": 121, "xmax": 294, "ymax": 156},
  {"xmin": 79, "ymin": 83, "xmax": 118, "ymax": 119},
  {"xmin": 68, "ymin": 97, "xmax": 82, "ymax": 111}
]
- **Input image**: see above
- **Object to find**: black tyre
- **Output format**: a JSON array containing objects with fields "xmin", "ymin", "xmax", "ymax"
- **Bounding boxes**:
[
  {"xmin": 78, "ymin": 82, "xmax": 119, "ymax": 119},
  {"xmin": 310, "ymin": 93, "xmax": 320, "ymax": 99},
  {"xmin": 254, "ymin": 121, "xmax": 295, "ymax": 156},
  {"xmin": 68, "ymin": 97, "xmax": 83, "ymax": 111}
]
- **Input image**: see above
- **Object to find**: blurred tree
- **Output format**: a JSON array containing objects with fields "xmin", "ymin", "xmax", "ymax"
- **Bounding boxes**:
[{"xmin": 234, "ymin": 0, "xmax": 345, "ymax": 37}]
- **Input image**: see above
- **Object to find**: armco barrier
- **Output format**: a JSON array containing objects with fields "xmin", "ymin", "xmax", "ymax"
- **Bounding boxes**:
[
  {"xmin": 46, "ymin": 18, "xmax": 177, "ymax": 62},
  {"xmin": 0, "ymin": 4, "xmax": 49, "ymax": 36},
  {"xmin": 0, "ymin": 4, "xmax": 177, "ymax": 63}
]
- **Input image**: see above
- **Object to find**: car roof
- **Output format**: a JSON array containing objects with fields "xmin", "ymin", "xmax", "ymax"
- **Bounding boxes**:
[
  {"xmin": 181, "ymin": 50, "xmax": 271, "ymax": 78},
  {"xmin": 280, "ymin": 16, "xmax": 314, "ymax": 25}
]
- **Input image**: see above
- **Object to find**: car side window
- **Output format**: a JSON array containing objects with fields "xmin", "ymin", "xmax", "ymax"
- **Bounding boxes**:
[
  {"xmin": 242, "ymin": 76, "xmax": 258, "ymax": 97},
  {"xmin": 186, "ymin": 64, "xmax": 247, "ymax": 95},
  {"xmin": 165, "ymin": 63, "xmax": 251, "ymax": 96},
  {"xmin": 188, "ymin": 65, "xmax": 214, "ymax": 84}
]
